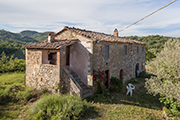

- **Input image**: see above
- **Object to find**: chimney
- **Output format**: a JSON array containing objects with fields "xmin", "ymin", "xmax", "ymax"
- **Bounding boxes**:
[
  {"xmin": 114, "ymin": 28, "xmax": 118, "ymax": 37},
  {"xmin": 48, "ymin": 32, "xmax": 55, "ymax": 43}
]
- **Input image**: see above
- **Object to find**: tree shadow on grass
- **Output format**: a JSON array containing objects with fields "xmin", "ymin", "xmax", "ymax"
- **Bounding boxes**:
[
  {"xmin": 85, "ymin": 73, "xmax": 162, "ymax": 111},
  {"xmin": 80, "ymin": 106, "xmax": 101, "ymax": 120}
]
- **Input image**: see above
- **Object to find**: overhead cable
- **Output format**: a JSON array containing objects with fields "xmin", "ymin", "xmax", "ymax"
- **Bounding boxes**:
[{"xmin": 119, "ymin": 0, "xmax": 177, "ymax": 32}]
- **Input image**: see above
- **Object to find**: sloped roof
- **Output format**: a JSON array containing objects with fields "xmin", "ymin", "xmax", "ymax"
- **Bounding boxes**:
[
  {"xmin": 23, "ymin": 26, "xmax": 145, "ymax": 49},
  {"xmin": 23, "ymin": 39, "xmax": 78, "ymax": 49},
  {"xmin": 56, "ymin": 26, "xmax": 145, "ymax": 45}
]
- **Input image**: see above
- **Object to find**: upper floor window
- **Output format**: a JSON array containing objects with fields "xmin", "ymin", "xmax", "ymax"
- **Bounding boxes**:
[
  {"xmin": 142, "ymin": 46, "xmax": 144, "ymax": 52},
  {"xmin": 48, "ymin": 52, "xmax": 57, "ymax": 65},
  {"xmin": 124, "ymin": 45, "xmax": 127, "ymax": 55},
  {"xmin": 137, "ymin": 46, "xmax": 139, "ymax": 53},
  {"xmin": 104, "ymin": 45, "xmax": 109, "ymax": 59}
]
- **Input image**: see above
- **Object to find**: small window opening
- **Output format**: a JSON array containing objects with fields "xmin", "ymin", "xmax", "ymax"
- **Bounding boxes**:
[
  {"xmin": 124, "ymin": 45, "xmax": 127, "ymax": 55},
  {"xmin": 142, "ymin": 46, "xmax": 144, "ymax": 52},
  {"xmin": 48, "ymin": 52, "xmax": 57, "ymax": 65},
  {"xmin": 137, "ymin": 46, "xmax": 139, "ymax": 53},
  {"xmin": 104, "ymin": 45, "xmax": 109, "ymax": 59}
]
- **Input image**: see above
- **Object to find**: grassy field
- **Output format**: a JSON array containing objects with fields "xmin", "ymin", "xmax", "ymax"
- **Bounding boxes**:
[
  {"xmin": 83, "ymin": 77, "xmax": 164, "ymax": 120},
  {"xmin": 0, "ymin": 73, "xmax": 167, "ymax": 120}
]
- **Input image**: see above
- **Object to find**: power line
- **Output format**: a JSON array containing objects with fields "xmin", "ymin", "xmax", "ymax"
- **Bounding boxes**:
[{"xmin": 119, "ymin": 0, "xmax": 177, "ymax": 32}]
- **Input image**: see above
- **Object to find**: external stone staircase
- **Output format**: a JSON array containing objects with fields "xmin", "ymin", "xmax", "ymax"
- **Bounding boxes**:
[{"xmin": 68, "ymin": 69, "xmax": 92, "ymax": 99}]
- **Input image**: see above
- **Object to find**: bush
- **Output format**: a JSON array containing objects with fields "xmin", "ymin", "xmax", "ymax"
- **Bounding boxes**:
[
  {"xmin": 110, "ymin": 77, "xmax": 123, "ymax": 92},
  {"xmin": 30, "ymin": 94, "xmax": 88, "ymax": 120},
  {"xmin": 93, "ymin": 70, "xmax": 107, "ymax": 95}
]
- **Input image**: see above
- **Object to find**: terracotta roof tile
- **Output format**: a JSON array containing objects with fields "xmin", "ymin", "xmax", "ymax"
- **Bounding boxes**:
[
  {"xmin": 23, "ymin": 39, "xmax": 77, "ymax": 49},
  {"xmin": 23, "ymin": 26, "xmax": 145, "ymax": 49},
  {"xmin": 56, "ymin": 26, "xmax": 145, "ymax": 45}
]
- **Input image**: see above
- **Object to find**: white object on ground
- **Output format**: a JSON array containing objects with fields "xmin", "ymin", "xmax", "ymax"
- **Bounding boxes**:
[{"xmin": 126, "ymin": 83, "xmax": 135, "ymax": 97}]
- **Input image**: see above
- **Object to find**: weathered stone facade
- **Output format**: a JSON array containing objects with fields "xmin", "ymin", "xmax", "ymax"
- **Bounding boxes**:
[
  {"xmin": 93, "ymin": 42, "xmax": 146, "ymax": 84},
  {"xmin": 26, "ymin": 49, "xmax": 60, "ymax": 93},
  {"xmin": 24, "ymin": 26, "xmax": 146, "ymax": 97}
]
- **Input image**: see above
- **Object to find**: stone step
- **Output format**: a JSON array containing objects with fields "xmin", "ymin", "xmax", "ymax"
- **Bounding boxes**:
[{"xmin": 68, "ymin": 68, "xmax": 92, "ymax": 98}]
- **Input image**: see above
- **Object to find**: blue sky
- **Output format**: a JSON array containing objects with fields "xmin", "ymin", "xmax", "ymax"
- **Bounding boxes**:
[{"xmin": 0, "ymin": 0, "xmax": 179, "ymax": 37}]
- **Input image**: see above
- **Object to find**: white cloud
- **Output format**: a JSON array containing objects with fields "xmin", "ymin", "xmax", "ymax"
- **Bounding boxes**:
[{"xmin": 0, "ymin": 0, "xmax": 179, "ymax": 37}]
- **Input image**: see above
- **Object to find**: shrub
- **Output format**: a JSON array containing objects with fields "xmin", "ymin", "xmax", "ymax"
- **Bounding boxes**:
[
  {"xmin": 0, "ymin": 52, "xmax": 25, "ymax": 73},
  {"xmin": 93, "ymin": 70, "xmax": 107, "ymax": 95},
  {"xmin": 110, "ymin": 77, "xmax": 123, "ymax": 92},
  {"xmin": 30, "ymin": 94, "xmax": 88, "ymax": 120}
]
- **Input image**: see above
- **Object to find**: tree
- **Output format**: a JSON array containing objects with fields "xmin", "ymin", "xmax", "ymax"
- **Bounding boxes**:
[{"xmin": 145, "ymin": 38, "xmax": 180, "ymax": 115}]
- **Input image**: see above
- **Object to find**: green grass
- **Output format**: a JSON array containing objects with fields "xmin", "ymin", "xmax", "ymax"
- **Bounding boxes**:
[
  {"xmin": 0, "ymin": 73, "xmax": 178, "ymax": 120},
  {"xmin": 84, "ymin": 78, "xmax": 165, "ymax": 120},
  {"xmin": 0, "ymin": 73, "xmax": 43, "ymax": 119}
]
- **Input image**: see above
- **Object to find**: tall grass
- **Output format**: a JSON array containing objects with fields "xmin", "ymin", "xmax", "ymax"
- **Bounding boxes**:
[{"xmin": 0, "ymin": 73, "xmax": 41, "ymax": 104}]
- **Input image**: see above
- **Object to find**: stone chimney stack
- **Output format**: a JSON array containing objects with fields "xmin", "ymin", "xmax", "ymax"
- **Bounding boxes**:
[
  {"xmin": 48, "ymin": 32, "xmax": 55, "ymax": 43},
  {"xmin": 114, "ymin": 28, "xmax": 118, "ymax": 37}
]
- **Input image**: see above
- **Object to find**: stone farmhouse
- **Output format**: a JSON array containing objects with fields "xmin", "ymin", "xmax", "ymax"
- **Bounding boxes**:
[{"xmin": 23, "ymin": 26, "xmax": 146, "ymax": 98}]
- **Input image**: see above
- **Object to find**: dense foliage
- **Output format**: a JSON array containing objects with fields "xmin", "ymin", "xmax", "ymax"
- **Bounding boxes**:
[
  {"xmin": 145, "ymin": 39, "xmax": 180, "ymax": 115},
  {"xmin": 30, "ymin": 94, "xmax": 87, "ymax": 120},
  {"xmin": 0, "ymin": 41, "xmax": 25, "ymax": 59},
  {"xmin": 20, "ymin": 30, "xmax": 49, "ymax": 42},
  {"xmin": 0, "ymin": 52, "xmax": 25, "ymax": 73}
]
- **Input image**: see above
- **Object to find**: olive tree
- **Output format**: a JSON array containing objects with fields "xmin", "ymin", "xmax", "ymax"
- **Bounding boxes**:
[{"xmin": 145, "ymin": 38, "xmax": 180, "ymax": 115}]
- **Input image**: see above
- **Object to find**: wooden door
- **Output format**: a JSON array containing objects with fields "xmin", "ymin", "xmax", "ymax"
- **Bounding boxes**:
[{"xmin": 105, "ymin": 70, "xmax": 109, "ymax": 89}]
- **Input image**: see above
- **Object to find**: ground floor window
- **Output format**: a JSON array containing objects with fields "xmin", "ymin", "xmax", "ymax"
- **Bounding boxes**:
[{"xmin": 119, "ymin": 69, "xmax": 123, "ymax": 80}]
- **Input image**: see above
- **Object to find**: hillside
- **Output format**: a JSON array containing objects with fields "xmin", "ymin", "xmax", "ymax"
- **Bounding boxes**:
[
  {"xmin": 20, "ymin": 30, "xmax": 49, "ymax": 42},
  {"xmin": 0, "ymin": 30, "xmax": 49, "ymax": 59}
]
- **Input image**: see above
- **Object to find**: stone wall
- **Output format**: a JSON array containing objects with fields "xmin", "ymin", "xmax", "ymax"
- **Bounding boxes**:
[
  {"xmin": 92, "ymin": 42, "xmax": 146, "ymax": 84},
  {"xmin": 26, "ymin": 49, "xmax": 60, "ymax": 93},
  {"xmin": 60, "ymin": 66, "xmax": 82, "ymax": 97}
]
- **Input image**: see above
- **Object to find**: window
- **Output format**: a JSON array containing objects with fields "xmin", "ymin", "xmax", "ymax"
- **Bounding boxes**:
[
  {"xmin": 137, "ymin": 46, "xmax": 139, "ymax": 53},
  {"xmin": 142, "ymin": 46, "xmax": 144, "ymax": 52},
  {"xmin": 104, "ymin": 45, "xmax": 109, "ymax": 59},
  {"xmin": 48, "ymin": 52, "xmax": 57, "ymax": 65},
  {"xmin": 124, "ymin": 45, "xmax": 127, "ymax": 55}
]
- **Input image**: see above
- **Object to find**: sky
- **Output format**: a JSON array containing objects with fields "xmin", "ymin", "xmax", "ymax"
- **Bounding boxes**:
[{"xmin": 0, "ymin": 0, "xmax": 180, "ymax": 37}]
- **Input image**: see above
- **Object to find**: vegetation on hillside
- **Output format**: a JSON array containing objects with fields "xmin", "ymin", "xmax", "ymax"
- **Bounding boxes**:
[
  {"xmin": 0, "ymin": 52, "xmax": 25, "ymax": 73},
  {"xmin": 0, "ymin": 30, "xmax": 49, "ymax": 59},
  {"xmin": 20, "ymin": 30, "xmax": 49, "ymax": 42},
  {"xmin": 145, "ymin": 39, "xmax": 180, "ymax": 116}
]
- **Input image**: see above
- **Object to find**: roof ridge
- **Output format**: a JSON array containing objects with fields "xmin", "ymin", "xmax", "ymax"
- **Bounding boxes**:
[{"xmin": 55, "ymin": 26, "xmax": 145, "ymax": 45}]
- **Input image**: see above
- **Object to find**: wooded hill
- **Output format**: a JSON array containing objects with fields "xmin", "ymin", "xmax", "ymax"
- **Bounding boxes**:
[{"xmin": 0, "ymin": 30, "xmax": 49, "ymax": 59}]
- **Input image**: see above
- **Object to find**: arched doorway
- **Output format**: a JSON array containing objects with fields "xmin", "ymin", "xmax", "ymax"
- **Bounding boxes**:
[
  {"xmin": 119, "ymin": 69, "xmax": 123, "ymax": 80},
  {"xmin": 135, "ymin": 63, "xmax": 139, "ymax": 77}
]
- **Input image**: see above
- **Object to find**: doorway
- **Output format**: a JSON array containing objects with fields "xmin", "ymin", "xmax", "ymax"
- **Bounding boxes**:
[
  {"xmin": 105, "ymin": 70, "xmax": 109, "ymax": 89},
  {"xmin": 66, "ymin": 46, "xmax": 70, "ymax": 66},
  {"xmin": 135, "ymin": 63, "xmax": 139, "ymax": 77},
  {"xmin": 119, "ymin": 69, "xmax": 123, "ymax": 80}
]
